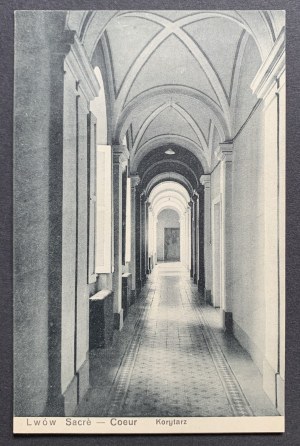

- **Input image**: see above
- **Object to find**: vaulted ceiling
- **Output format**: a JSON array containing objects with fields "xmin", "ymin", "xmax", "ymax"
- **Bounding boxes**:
[{"xmin": 67, "ymin": 10, "xmax": 285, "ymax": 177}]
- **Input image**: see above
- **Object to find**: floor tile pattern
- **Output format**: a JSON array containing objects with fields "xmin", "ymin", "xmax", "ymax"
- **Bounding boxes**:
[{"xmin": 103, "ymin": 264, "xmax": 253, "ymax": 417}]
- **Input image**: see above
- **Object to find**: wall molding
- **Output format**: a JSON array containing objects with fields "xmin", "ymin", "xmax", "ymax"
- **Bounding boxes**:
[
  {"xmin": 251, "ymin": 27, "xmax": 285, "ymax": 100},
  {"xmin": 65, "ymin": 34, "xmax": 100, "ymax": 102}
]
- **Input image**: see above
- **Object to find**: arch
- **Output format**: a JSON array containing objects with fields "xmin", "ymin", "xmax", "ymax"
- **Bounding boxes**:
[
  {"xmin": 141, "ymin": 157, "xmax": 201, "ymax": 178},
  {"xmin": 145, "ymin": 173, "xmax": 193, "ymax": 196},
  {"xmin": 115, "ymin": 85, "xmax": 228, "ymax": 144},
  {"xmin": 133, "ymin": 135, "xmax": 209, "ymax": 173},
  {"xmin": 112, "ymin": 11, "xmax": 230, "ymax": 122},
  {"xmin": 151, "ymin": 191, "xmax": 188, "ymax": 213},
  {"xmin": 156, "ymin": 207, "xmax": 181, "ymax": 219},
  {"xmin": 149, "ymin": 181, "xmax": 190, "ymax": 203},
  {"xmin": 89, "ymin": 66, "xmax": 108, "ymax": 144},
  {"xmin": 153, "ymin": 198, "xmax": 187, "ymax": 218},
  {"xmin": 141, "ymin": 160, "xmax": 201, "ymax": 193},
  {"xmin": 67, "ymin": 10, "xmax": 277, "ymax": 81}
]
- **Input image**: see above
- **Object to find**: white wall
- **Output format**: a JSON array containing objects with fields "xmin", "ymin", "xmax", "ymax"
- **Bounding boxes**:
[
  {"xmin": 157, "ymin": 209, "xmax": 180, "ymax": 261},
  {"xmin": 231, "ymin": 103, "xmax": 266, "ymax": 372}
]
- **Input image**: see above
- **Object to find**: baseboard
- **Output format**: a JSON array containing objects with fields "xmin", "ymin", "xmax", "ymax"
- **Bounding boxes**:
[
  {"xmin": 43, "ymin": 393, "xmax": 65, "ymax": 417},
  {"xmin": 62, "ymin": 357, "xmax": 90, "ymax": 416},
  {"xmin": 263, "ymin": 358, "xmax": 277, "ymax": 407},
  {"xmin": 114, "ymin": 309, "xmax": 124, "ymax": 331},
  {"xmin": 222, "ymin": 310, "xmax": 233, "ymax": 333},
  {"xmin": 77, "ymin": 357, "xmax": 90, "ymax": 403},
  {"xmin": 197, "ymin": 280, "xmax": 205, "ymax": 294},
  {"xmin": 130, "ymin": 289, "xmax": 136, "ymax": 305},
  {"xmin": 276, "ymin": 373, "xmax": 285, "ymax": 415},
  {"xmin": 204, "ymin": 289, "xmax": 212, "ymax": 305},
  {"xmin": 232, "ymin": 319, "xmax": 264, "ymax": 373},
  {"xmin": 62, "ymin": 374, "xmax": 78, "ymax": 416}
]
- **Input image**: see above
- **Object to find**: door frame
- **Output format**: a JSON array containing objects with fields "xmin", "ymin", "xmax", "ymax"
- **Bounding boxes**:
[{"xmin": 164, "ymin": 227, "xmax": 180, "ymax": 262}]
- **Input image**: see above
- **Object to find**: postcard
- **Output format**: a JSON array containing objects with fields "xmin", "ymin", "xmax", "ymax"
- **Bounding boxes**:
[{"xmin": 13, "ymin": 9, "xmax": 285, "ymax": 434}]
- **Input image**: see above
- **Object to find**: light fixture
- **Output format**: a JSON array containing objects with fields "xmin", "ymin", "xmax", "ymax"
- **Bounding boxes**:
[{"xmin": 165, "ymin": 148, "xmax": 175, "ymax": 155}]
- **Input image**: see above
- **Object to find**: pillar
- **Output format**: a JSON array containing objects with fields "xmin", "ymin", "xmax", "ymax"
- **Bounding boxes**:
[
  {"xmin": 251, "ymin": 29, "xmax": 285, "ymax": 413},
  {"xmin": 130, "ymin": 175, "xmax": 140, "ymax": 302},
  {"xmin": 145, "ymin": 200, "xmax": 150, "ymax": 274},
  {"xmin": 148, "ymin": 205, "xmax": 154, "ymax": 272},
  {"xmin": 140, "ymin": 191, "xmax": 147, "ymax": 285},
  {"xmin": 216, "ymin": 142, "xmax": 233, "ymax": 332},
  {"xmin": 14, "ymin": 11, "xmax": 68, "ymax": 416},
  {"xmin": 197, "ymin": 186, "xmax": 205, "ymax": 294},
  {"xmin": 188, "ymin": 200, "xmax": 194, "ymax": 278},
  {"xmin": 192, "ymin": 192, "xmax": 199, "ymax": 284},
  {"xmin": 135, "ymin": 187, "xmax": 142, "ymax": 293},
  {"xmin": 112, "ymin": 144, "xmax": 129, "ymax": 330},
  {"xmin": 200, "ymin": 175, "xmax": 212, "ymax": 304},
  {"xmin": 187, "ymin": 206, "xmax": 192, "ymax": 271}
]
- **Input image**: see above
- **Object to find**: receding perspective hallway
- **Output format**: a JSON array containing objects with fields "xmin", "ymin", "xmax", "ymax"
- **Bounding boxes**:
[
  {"xmin": 77, "ymin": 262, "xmax": 277, "ymax": 417},
  {"xmin": 13, "ymin": 9, "xmax": 285, "ymax": 429}
]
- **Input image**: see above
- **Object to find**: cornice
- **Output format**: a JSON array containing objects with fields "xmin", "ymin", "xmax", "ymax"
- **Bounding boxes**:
[
  {"xmin": 251, "ymin": 27, "xmax": 285, "ymax": 100},
  {"xmin": 65, "ymin": 33, "xmax": 100, "ymax": 102},
  {"xmin": 216, "ymin": 142, "xmax": 233, "ymax": 162}
]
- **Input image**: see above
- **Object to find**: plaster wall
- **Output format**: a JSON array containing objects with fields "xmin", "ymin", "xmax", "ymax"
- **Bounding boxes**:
[
  {"xmin": 14, "ymin": 11, "xmax": 67, "ymax": 416},
  {"xmin": 231, "ymin": 102, "xmax": 265, "ymax": 372}
]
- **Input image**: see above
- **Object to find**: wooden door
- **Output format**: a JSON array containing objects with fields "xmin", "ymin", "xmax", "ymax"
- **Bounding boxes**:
[{"xmin": 164, "ymin": 228, "xmax": 180, "ymax": 261}]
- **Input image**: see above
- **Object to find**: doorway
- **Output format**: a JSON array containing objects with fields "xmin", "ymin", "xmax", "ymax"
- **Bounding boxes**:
[{"xmin": 164, "ymin": 228, "xmax": 180, "ymax": 261}]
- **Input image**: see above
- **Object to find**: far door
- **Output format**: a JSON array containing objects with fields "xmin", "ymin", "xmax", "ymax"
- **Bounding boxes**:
[{"xmin": 164, "ymin": 228, "xmax": 180, "ymax": 261}]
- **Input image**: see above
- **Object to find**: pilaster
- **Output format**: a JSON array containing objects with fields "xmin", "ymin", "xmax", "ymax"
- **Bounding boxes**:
[
  {"xmin": 112, "ymin": 144, "xmax": 129, "ymax": 330},
  {"xmin": 130, "ymin": 175, "xmax": 140, "ymax": 302},
  {"xmin": 216, "ymin": 142, "xmax": 233, "ymax": 333},
  {"xmin": 192, "ymin": 191, "xmax": 199, "ymax": 285},
  {"xmin": 140, "ymin": 192, "xmax": 148, "ymax": 283},
  {"xmin": 188, "ymin": 200, "xmax": 194, "ymax": 278},
  {"xmin": 200, "ymin": 174, "xmax": 212, "ymax": 304}
]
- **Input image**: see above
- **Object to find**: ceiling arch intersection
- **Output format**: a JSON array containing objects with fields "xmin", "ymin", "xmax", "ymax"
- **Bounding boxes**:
[
  {"xmin": 132, "ymin": 134, "xmax": 209, "ymax": 174},
  {"xmin": 114, "ymin": 85, "xmax": 228, "ymax": 145},
  {"xmin": 66, "ymin": 9, "xmax": 285, "ymax": 175},
  {"xmin": 111, "ymin": 11, "xmax": 231, "ymax": 128},
  {"xmin": 132, "ymin": 101, "xmax": 209, "ymax": 158}
]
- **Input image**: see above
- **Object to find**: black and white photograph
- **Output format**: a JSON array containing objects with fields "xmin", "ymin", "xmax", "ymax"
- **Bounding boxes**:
[{"xmin": 13, "ymin": 9, "xmax": 285, "ymax": 434}]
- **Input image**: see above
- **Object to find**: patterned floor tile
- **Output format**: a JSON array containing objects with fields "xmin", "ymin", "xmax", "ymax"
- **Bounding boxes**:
[{"xmin": 102, "ymin": 263, "xmax": 253, "ymax": 417}]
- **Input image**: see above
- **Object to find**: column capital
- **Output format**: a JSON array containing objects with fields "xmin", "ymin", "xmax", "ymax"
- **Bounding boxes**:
[
  {"xmin": 64, "ymin": 33, "xmax": 100, "ymax": 102},
  {"xmin": 192, "ymin": 189, "xmax": 199, "ymax": 201},
  {"xmin": 130, "ymin": 174, "xmax": 140, "ymax": 188},
  {"xmin": 216, "ymin": 142, "xmax": 233, "ymax": 162},
  {"xmin": 140, "ymin": 190, "xmax": 148, "ymax": 201},
  {"xmin": 112, "ymin": 144, "xmax": 129, "ymax": 166},
  {"xmin": 200, "ymin": 174, "xmax": 211, "ymax": 188}
]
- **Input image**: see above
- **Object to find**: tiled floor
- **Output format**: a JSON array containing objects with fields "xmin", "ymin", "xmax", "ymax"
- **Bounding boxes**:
[{"xmin": 76, "ymin": 263, "xmax": 278, "ymax": 417}]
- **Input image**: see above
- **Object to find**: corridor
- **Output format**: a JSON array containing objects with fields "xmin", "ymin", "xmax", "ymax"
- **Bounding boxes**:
[{"xmin": 76, "ymin": 263, "xmax": 277, "ymax": 418}]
